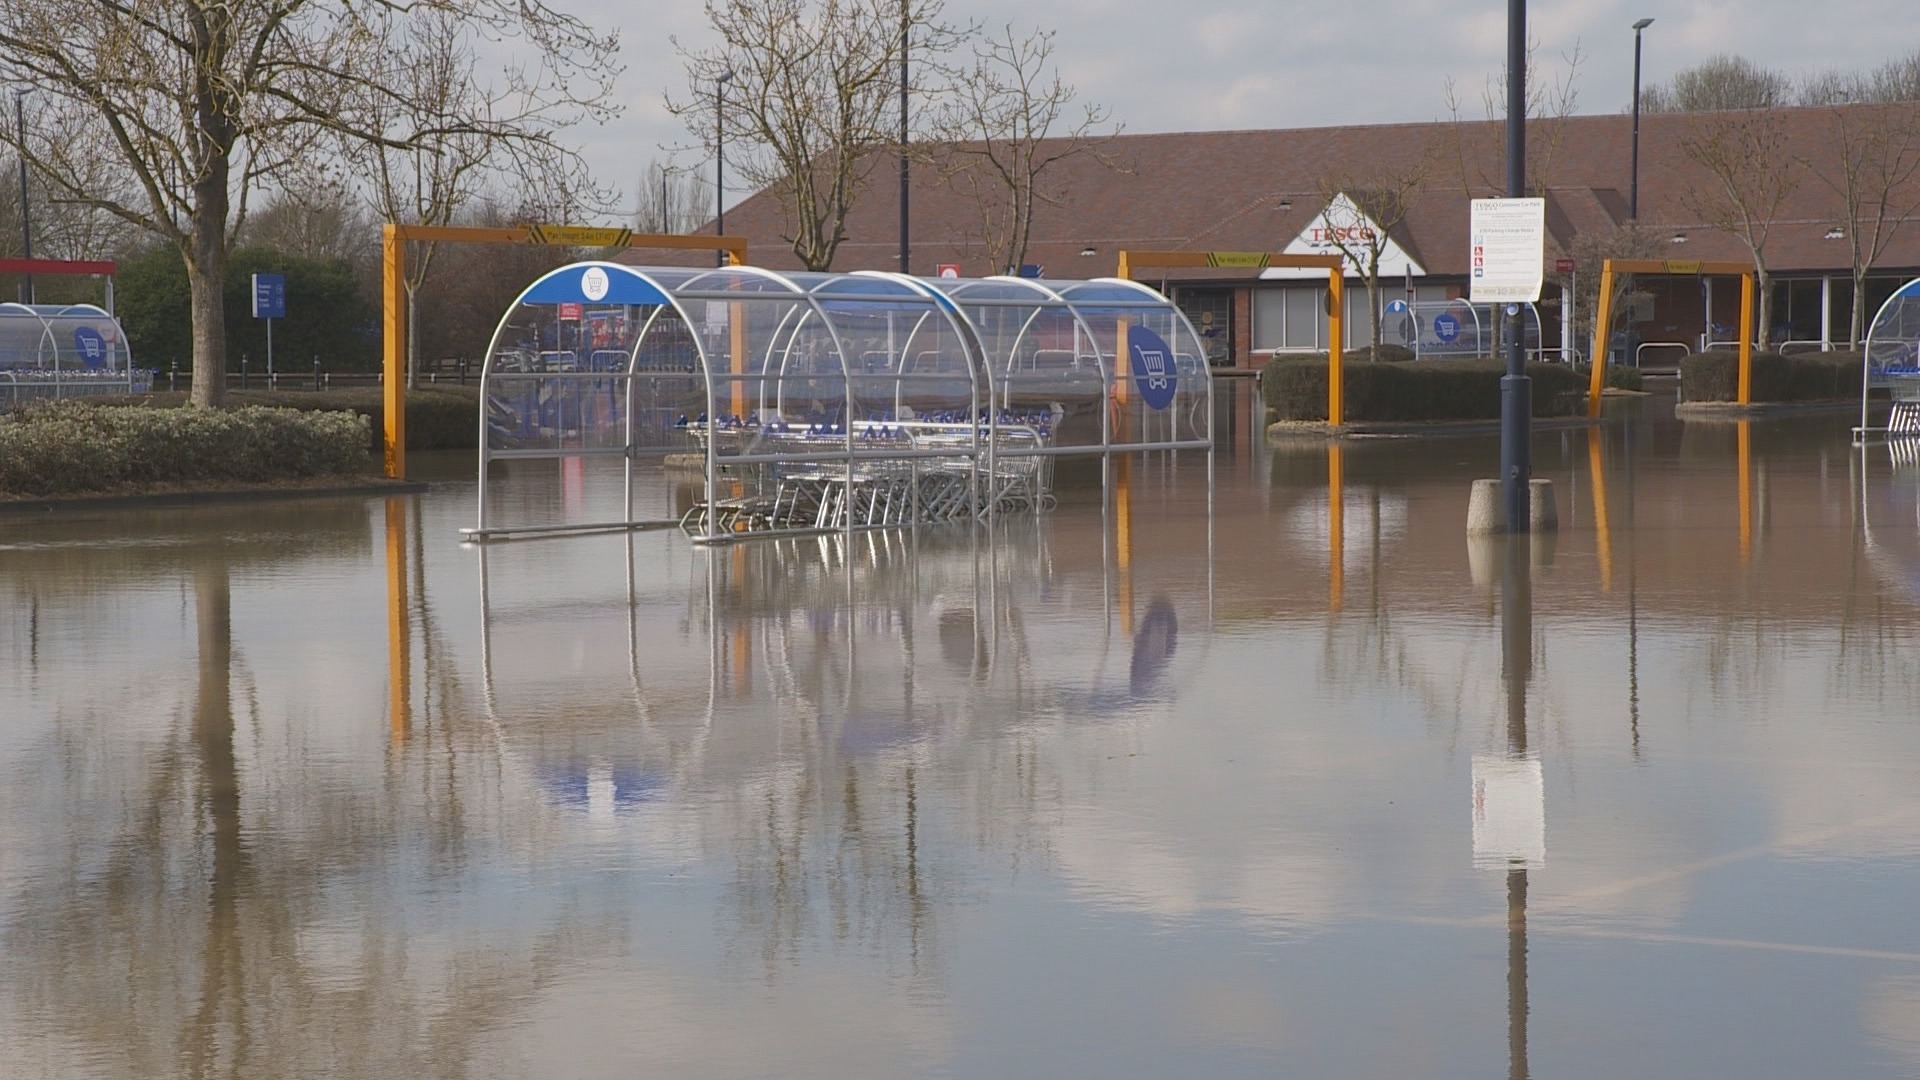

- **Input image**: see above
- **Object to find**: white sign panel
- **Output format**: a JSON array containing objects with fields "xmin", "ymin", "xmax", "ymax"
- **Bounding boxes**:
[
  {"xmin": 1265, "ymin": 192, "xmax": 1427, "ymax": 280},
  {"xmin": 1468, "ymin": 198, "xmax": 1545, "ymax": 304},
  {"xmin": 1472, "ymin": 755, "xmax": 1545, "ymax": 869}
]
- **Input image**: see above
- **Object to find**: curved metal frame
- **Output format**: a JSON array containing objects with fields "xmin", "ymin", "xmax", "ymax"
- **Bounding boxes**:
[{"xmin": 469, "ymin": 263, "xmax": 1215, "ymax": 544}]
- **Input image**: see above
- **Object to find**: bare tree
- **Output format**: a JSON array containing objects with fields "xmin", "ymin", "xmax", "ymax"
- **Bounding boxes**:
[
  {"xmin": 1678, "ymin": 108, "xmax": 1801, "ymax": 349},
  {"xmin": 1641, "ymin": 54, "xmax": 1791, "ymax": 113},
  {"xmin": 1801, "ymin": 53, "xmax": 1920, "ymax": 345},
  {"xmin": 1438, "ymin": 38, "xmax": 1584, "ymax": 197},
  {"xmin": 241, "ymin": 179, "xmax": 373, "ymax": 267},
  {"xmin": 633, "ymin": 160, "xmax": 715, "ymax": 235},
  {"xmin": 670, "ymin": 0, "xmax": 962, "ymax": 271},
  {"xmin": 1312, "ymin": 157, "xmax": 1433, "ymax": 349},
  {"xmin": 1570, "ymin": 221, "xmax": 1667, "ymax": 358},
  {"xmin": 924, "ymin": 23, "xmax": 1121, "ymax": 275},
  {"xmin": 0, "ymin": 0, "xmax": 619, "ymax": 407}
]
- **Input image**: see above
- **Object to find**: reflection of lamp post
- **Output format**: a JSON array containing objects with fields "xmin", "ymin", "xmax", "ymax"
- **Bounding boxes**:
[
  {"xmin": 714, "ymin": 70, "xmax": 734, "ymax": 267},
  {"xmin": 1630, "ymin": 18, "xmax": 1654, "ymax": 220},
  {"xmin": 13, "ymin": 86, "xmax": 36, "ymax": 304}
]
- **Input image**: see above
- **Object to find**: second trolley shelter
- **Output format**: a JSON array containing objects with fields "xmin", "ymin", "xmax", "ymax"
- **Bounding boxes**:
[{"xmin": 473, "ymin": 263, "xmax": 1216, "ymax": 536}]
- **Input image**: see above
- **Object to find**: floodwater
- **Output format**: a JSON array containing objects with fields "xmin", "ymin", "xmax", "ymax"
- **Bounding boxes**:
[{"xmin": 4, "ymin": 382, "xmax": 1920, "ymax": 1079}]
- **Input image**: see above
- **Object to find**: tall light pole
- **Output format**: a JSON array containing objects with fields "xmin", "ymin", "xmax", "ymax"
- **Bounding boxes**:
[
  {"xmin": 898, "ymin": 1, "xmax": 910, "ymax": 274},
  {"xmin": 1499, "ymin": 0, "xmax": 1530, "ymax": 535},
  {"xmin": 1630, "ymin": 18, "xmax": 1653, "ymax": 220},
  {"xmin": 13, "ymin": 87, "xmax": 35, "ymax": 305},
  {"xmin": 714, "ymin": 70, "xmax": 734, "ymax": 267}
]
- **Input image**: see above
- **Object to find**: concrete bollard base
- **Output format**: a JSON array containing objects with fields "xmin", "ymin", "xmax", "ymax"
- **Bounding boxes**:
[{"xmin": 1467, "ymin": 478, "xmax": 1559, "ymax": 535}]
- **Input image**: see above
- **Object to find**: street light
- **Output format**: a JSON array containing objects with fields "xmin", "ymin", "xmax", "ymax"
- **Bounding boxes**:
[
  {"xmin": 1630, "ymin": 17, "xmax": 1654, "ymax": 220},
  {"xmin": 714, "ymin": 69, "xmax": 734, "ymax": 267},
  {"xmin": 656, "ymin": 163, "xmax": 688, "ymax": 234},
  {"xmin": 13, "ymin": 86, "xmax": 35, "ymax": 305}
]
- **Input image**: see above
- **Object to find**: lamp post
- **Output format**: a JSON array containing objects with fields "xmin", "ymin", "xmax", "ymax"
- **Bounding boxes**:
[
  {"xmin": 13, "ymin": 87, "xmax": 35, "ymax": 305},
  {"xmin": 657, "ymin": 163, "xmax": 688, "ymax": 234},
  {"xmin": 1630, "ymin": 18, "xmax": 1653, "ymax": 220},
  {"xmin": 898, "ymin": 0, "xmax": 910, "ymax": 274},
  {"xmin": 1499, "ymin": 0, "xmax": 1530, "ymax": 535},
  {"xmin": 714, "ymin": 70, "xmax": 734, "ymax": 267}
]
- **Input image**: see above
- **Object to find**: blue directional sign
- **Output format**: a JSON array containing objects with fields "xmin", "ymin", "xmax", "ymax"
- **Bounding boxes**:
[
  {"xmin": 73, "ymin": 326, "xmax": 107, "ymax": 368},
  {"xmin": 1386, "ymin": 298, "xmax": 1409, "ymax": 314},
  {"xmin": 1127, "ymin": 325, "xmax": 1179, "ymax": 411},
  {"xmin": 251, "ymin": 273, "xmax": 286, "ymax": 319},
  {"xmin": 1433, "ymin": 312, "xmax": 1461, "ymax": 343}
]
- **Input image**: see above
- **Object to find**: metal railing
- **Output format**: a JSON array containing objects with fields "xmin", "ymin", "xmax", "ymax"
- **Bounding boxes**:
[
  {"xmin": 0, "ymin": 368, "xmax": 153, "ymax": 406},
  {"xmin": 1634, "ymin": 342, "xmax": 1691, "ymax": 369}
]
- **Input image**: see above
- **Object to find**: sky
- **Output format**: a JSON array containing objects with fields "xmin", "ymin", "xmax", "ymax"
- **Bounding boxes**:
[{"xmin": 563, "ymin": 0, "xmax": 1919, "ymax": 220}]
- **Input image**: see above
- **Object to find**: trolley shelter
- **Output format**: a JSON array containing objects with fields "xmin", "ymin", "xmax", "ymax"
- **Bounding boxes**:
[
  {"xmin": 469, "ymin": 263, "xmax": 1215, "ymax": 543},
  {"xmin": 0, "ymin": 302, "xmax": 144, "ymax": 404},
  {"xmin": 1857, "ymin": 277, "xmax": 1920, "ymax": 441}
]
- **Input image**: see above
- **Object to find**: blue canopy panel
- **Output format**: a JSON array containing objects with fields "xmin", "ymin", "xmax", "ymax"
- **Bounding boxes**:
[{"xmin": 518, "ymin": 263, "xmax": 672, "ymax": 307}]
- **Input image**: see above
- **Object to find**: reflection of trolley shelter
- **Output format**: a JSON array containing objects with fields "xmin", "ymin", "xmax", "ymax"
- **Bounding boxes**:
[{"xmin": 471, "ymin": 263, "xmax": 1215, "ymax": 544}]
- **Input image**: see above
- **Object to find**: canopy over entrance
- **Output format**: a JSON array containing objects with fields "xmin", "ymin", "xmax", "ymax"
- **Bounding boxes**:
[{"xmin": 471, "ymin": 263, "xmax": 1214, "ymax": 542}]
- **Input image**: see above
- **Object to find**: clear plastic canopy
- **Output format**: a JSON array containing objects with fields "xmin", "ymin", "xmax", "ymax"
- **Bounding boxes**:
[
  {"xmin": 0, "ymin": 303, "xmax": 132, "ymax": 371},
  {"xmin": 1858, "ymin": 278, "xmax": 1920, "ymax": 440},
  {"xmin": 474, "ymin": 263, "xmax": 1215, "ymax": 541}
]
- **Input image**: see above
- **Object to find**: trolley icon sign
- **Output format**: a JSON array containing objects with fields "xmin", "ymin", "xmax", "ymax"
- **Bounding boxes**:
[
  {"xmin": 73, "ymin": 326, "xmax": 107, "ymax": 368},
  {"xmin": 1127, "ymin": 326, "xmax": 1179, "ymax": 411}
]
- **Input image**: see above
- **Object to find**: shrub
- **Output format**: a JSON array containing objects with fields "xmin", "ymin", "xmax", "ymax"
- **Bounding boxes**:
[
  {"xmin": 1586, "ymin": 363, "xmax": 1644, "ymax": 391},
  {"xmin": 0, "ymin": 401, "xmax": 370, "ymax": 496},
  {"xmin": 1678, "ymin": 350, "xmax": 1862, "ymax": 402},
  {"xmin": 1347, "ymin": 343, "xmax": 1417, "ymax": 363},
  {"xmin": 1260, "ymin": 355, "xmax": 1586, "ymax": 422},
  {"xmin": 137, "ymin": 386, "xmax": 480, "ymax": 451}
]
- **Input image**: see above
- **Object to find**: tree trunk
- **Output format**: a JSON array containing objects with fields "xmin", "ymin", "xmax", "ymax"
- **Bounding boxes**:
[
  {"xmin": 186, "ymin": 240, "xmax": 228, "ymax": 409},
  {"xmin": 1852, "ymin": 268, "xmax": 1870, "ymax": 348},
  {"xmin": 1754, "ymin": 266, "xmax": 1773, "ymax": 351}
]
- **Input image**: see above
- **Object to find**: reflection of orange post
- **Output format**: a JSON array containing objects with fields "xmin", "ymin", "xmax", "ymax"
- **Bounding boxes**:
[
  {"xmin": 1328, "ymin": 444, "xmax": 1344, "ymax": 612},
  {"xmin": 1738, "ymin": 420, "xmax": 1753, "ymax": 564},
  {"xmin": 384, "ymin": 497, "xmax": 411, "ymax": 745},
  {"xmin": 1589, "ymin": 430, "xmax": 1613, "ymax": 591},
  {"xmin": 731, "ymin": 546, "xmax": 751, "ymax": 693}
]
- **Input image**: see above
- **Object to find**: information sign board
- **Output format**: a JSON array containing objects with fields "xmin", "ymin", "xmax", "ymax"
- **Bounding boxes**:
[
  {"xmin": 1469, "ymin": 198, "xmax": 1545, "ymax": 304},
  {"xmin": 251, "ymin": 273, "xmax": 286, "ymax": 319}
]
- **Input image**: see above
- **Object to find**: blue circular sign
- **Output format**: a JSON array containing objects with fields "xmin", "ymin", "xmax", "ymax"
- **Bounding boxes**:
[
  {"xmin": 1385, "ymin": 299, "xmax": 1409, "ymax": 314},
  {"xmin": 1128, "ymin": 326, "xmax": 1178, "ymax": 411},
  {"xmin": 1433, "ymin": 313, "xmax": 1461, "ymax": 344},
  {"xmin": 73, "ymin": 326, "xmax": 107, "ymax": 368}
]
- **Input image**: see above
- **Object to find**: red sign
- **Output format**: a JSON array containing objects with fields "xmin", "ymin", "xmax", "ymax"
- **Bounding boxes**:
[
  {"xmin": 557, "ymin": 302, "xmax": 584, "ymax": 320},
  {"xmin": 936, "ymin": 264, "xmax": 961, "ymax": 279},
  {"xmin": 1555, "ymin": 258, "xmax": 1577, "ymax": 274}
]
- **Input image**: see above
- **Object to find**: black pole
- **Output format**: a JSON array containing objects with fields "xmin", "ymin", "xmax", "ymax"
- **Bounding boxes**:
[
  {"xmin": 898, "ymin": 3, "xmax": 910, "ymax": 274},
  {"xmin": 15, "ymin": 89, "xmax": 32, "ymax": 305},
  {"xmin": 1630, "ymin": 23, "xmax": 1647, "ymax": 220},
  {"xmin": 1500, "ymin": 0, "xmax": 1531, "ymax": 535},
  {"xmin": 715, "ymin": 74, "xmax": 730, "ymax": 267}
]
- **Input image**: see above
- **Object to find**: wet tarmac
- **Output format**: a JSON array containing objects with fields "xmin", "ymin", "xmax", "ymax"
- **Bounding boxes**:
[{"xmin": 4, "ymin": 383, "xmax": 1920, "ymax": 1078}]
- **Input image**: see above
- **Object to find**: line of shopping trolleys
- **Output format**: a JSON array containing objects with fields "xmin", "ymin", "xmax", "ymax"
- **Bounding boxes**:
[{"xmin": 677, "ymin": 409, "xmax": 1059, "ymax": 537}]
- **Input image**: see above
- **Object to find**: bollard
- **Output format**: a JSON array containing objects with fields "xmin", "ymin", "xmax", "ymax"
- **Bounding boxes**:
[
  {"xmin": 241, "ymin": 353, "xmax": 249, "ymax": 390},
  {"xmin": 313, "ymin": 355, "xmax": 321, "ymax": 391},
  {"xmin": 1468, "ymin": 478, "xmax": 1558, "ymax": 535},
  {"xmin": 169, "ymin": 361, "xmax": 178, "ymax": 392}
]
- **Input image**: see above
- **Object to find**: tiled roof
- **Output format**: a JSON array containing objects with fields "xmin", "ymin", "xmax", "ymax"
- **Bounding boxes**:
[{"xmin": 637, "ymin": 104, "xmax": 1920, "ymax": 280}]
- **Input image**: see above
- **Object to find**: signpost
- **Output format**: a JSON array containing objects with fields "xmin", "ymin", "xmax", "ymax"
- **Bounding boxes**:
[
  {"xmin": 1469, "ymin": 198, "xmax": 1546, "ymax": 305},
  {"xmin": 252, "ymin": 273, "xmax": 286, "ymax": 384}
]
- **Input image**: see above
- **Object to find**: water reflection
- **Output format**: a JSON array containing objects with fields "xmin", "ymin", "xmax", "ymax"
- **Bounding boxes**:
[{"xmin": 12, "ymin": 387, "xmax": 1920, "ymax": 1075}]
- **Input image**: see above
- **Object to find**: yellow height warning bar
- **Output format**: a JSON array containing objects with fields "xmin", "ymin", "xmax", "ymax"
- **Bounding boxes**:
[
  {"xmin": 1205, "ymin": 251, "xmax": 1273, "ymax": 269},
  {"xmin": 526, "ymin": 224, "xmax": 635, "ymax": 247}
]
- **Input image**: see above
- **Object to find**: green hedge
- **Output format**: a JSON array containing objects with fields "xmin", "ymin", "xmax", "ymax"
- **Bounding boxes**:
[
  {"xmin": 1678, "ymin": 350, "xmax": 1863, "ymax": 402},
  {"xmin": 1260, "ymin": 356, "xmax": 1587, "ymax": 422},
  {"xmin": 0, "ymin": 402, "xmax": 370, "ymax": 497},
  {"xmin": 140, "ymin": 386, "xmax": 480, "ymax": 451}
]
